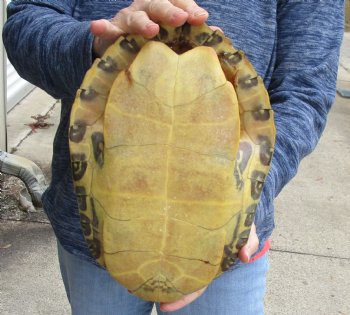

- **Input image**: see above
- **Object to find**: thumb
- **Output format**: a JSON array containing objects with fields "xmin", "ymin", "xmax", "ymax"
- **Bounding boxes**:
[
  {"xmin": 91, "ymin": 19, "xmax": 124, "ymax": 40},
  {"xmin": 238, "ymin": 223, "xmax": 259, "ymax": 263},
  {"xmin": 91, "ymin": 19, "xmax": 125, "ymax": 58}
]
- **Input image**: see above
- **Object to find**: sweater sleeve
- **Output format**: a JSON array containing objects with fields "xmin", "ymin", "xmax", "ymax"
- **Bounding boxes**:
[
  {"xmin": 254, "ymin": 1, "xmax": 344, "ymax": 243},
  {"xmin": 2, "ymin": 0, "xmax": 94, "ymax": 99}
]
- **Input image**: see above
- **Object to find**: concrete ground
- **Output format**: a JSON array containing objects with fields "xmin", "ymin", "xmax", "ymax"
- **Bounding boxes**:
[{"xmin": 1, "ymin": 34, "xmax": 349, "ymax": 314}]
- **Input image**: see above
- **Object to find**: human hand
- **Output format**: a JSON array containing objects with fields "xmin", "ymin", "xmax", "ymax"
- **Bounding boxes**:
[
  {"xmin": 159, "ymin": 286, "xmax": 207, "ymax": 312},
  {"xmin": 238, "ymin": 223, "xmax": 259, "ymax": 263},
  {"xmin": 159, "ymin": 223, "xmax": 259, "ymax": 312},
  {"xmin": 90, "ymin": 0, "xmax": 208, "ymax": 57}
]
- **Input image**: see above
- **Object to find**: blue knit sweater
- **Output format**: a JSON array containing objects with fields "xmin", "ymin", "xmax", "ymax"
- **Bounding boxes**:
[{"xmin": 3, "ymin": 0, "xmax": 344, "ymax": 264}]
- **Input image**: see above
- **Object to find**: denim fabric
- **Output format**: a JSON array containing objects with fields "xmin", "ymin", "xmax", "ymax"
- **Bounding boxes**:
[
  {"xmin": 58, "ymin": 241, "xmax": 269, "ymax": 314},
  {"xmin": 2, "ymin": 1, "xmax": 344, "ymax": 265}
]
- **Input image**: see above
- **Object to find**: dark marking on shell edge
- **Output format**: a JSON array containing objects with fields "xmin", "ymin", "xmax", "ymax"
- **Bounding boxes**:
[
  {"xmin": 181, "ymin": 23, "xmax": 191, "ymax": 38},
  {"xmin": 244, "ymin": 204, "xmax": 257, "ymax": 227},
  {"xmin": 143, "ymin": 278, "xmax": 175, "ymax": 293},
  {"xmin": 258, "ymin": 135, "xmax": 273, "ymax": 166},
  {"xmin": 120, "ymin": 37, "xmax": 140, "ymax": 54},
  {"xmin": 233, "ymin": 142, "xmax": 253, "ymax": 190},
  {"xmin": 220, "ymin": 51, "xmax": 242, "ymax": 66},
  {"xmin": 71, "ymin": 153, "xmax": 87, "ymax": 181},
  {"xmin": 157, "ymin": 25, "xmax": 169, "ymax": 41},
  {"xmin": 80, "ymin": 213, "xmax": 92, "ymax": 237},
  {"xmin": 90, "ymin": 198, "xmax": 99, "ymax": 228},
  {"xmin": 251, "ymin": 180, "xmax": 264, "ymax": 200},
  {"xmin": 238, "ymin": 76, "xmax": 259, "ymax": 90},
  {"xmin": 235, "ymin": 237, "xmax": 248, "ymax": 250},
  {"xmin": 98, "ymin": 56, "xmax": 119, "ymax": 73},
  {"xmin": 235, "ymin": 229, "xmax": 250, "ymax": 250},
  {"xmin": 75, "ymin": 186, "xmax": 87, "ymax": 211},
  {"xmin": 87, "ymin": 238, "xmax": 101, "ymax": 259},
  {"xmin": 80, "ymin": 88, "xmax": 98, "ymax": 101},
  {"xmin": 252, "ymin": 109, "xmax": 270, "ymax": 121},
  {"xmin": 203, "ymin": 32, "xmax": 223, "ymax": 47},
  {"xmin": 239, "ymin": 229, "xmax": 251, "ymax": 239},
  {"xmin": 233, "ymin": 162, "xmax": 243, "ymax": 190},
  {"xmin": 238, "ymin": 142, "xmax": 253, "ymax": 173},
  {"xmin": 69, "ymin": 121, "xmax": 86, "ymax": 143},
  {"xmin": 221, "ymin": 253, "xmax": 238, "ymax": 272},
  {"xmin": 195, "ymin": 32, "xmax": 211, "ymax": 45},
  {"xmin": 220, "ymin": 214, "xmax": 241, "ymax": 271},
  {"xmin": 91, "ymin": 132, "xmax": 104, "ymax": 167},
  {"xmin": 250, "ymin": 171, "xmax": 266, "ymax": 200}
]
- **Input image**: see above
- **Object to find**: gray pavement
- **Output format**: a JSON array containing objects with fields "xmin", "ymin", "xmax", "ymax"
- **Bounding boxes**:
[{"xmin": 1, "ymin": 34, "xmax": 349, "ymax": 314}]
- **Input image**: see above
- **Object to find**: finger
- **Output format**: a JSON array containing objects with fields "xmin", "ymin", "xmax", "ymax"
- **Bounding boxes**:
[
  {"xmin": 238, "ymin": 223, "xmax": 259, "ymax": 264},
  {"xmin": 142, "ymin": 0, "xmax": 189, "ymax": 26},
  {"xmin": 117, "ymin": 9, "xmax": 159, "ymax": 38},
  {"xmin": 160, "ymin": 287, "xmax": 207, "ymax": 312},
  {"xmin": 170, "ymin": 0, "xmax": 208, "ymax": 25},
  {"xmin": 90, "ymin": 19, "xmax": 124, "ymax": 40}
]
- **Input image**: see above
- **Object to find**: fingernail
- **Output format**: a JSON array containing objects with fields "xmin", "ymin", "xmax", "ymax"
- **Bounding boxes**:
[
  {"xmin": 145, "ymin": 22, "xmax": 158, "ymax": 30},
  {"xmin": 171, "ymin": 10, "xmax": 188, "ymax": 21},
  {"xmin": 193, "ymin": 9, "xmax": 208, "ymax": 17},
  {"xmin": 144, "ymin": 22, "xmax": 159, "ymax": 37}
]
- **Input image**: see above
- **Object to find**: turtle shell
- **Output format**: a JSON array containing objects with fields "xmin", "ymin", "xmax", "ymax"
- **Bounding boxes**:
[{"xmin": 69, "ymin": 23, "xmax": 275, "ymax": 302}]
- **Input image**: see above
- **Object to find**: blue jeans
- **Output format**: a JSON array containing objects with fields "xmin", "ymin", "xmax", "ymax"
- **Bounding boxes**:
[{"xmin": 58, "ymin": 242, "xmax": 268, "ymax": 315}]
